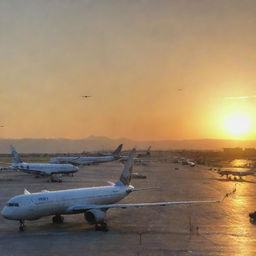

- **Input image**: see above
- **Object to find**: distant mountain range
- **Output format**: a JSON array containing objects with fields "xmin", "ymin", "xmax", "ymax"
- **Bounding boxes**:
[{"xmin": 0, "ymin": 136, "xmax": 256, "ymax": 153}]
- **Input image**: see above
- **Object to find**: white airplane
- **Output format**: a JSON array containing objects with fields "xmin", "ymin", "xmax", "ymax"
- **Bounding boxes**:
[
  {"xmin": 1, "ymin": 146, "xmax": 79, "ymax": 182},
  {"xmin": 2, "ymin": 149, "xmax": 223, "ymax": 232},
  {"xmin": 49, "ymin": 144, "xmax": 123, "ymax": 166},
  {"xmin": 175, "ymin": 157, "xmax": 196, "ymax": 167}
]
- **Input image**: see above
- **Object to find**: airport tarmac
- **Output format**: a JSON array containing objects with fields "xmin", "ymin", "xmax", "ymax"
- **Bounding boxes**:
[{"xmin": 0, "ymin": 159, "xmax": 256, "ymax": 256}]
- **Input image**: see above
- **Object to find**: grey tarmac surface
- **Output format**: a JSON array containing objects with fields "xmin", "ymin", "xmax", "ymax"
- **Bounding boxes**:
[{"xmin": 0, "ymin": 159, "xmax": 256, "ymax": 256}]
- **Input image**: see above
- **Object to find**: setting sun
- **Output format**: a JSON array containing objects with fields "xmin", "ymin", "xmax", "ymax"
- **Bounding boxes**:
[{"xmin": 225, "ymin": 113, "xmax": 251, "ymax": 138}]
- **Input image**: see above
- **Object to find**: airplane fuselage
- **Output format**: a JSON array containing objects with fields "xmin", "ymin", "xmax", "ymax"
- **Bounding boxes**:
[
  {"xmin": 11, "ymin": 162, "xmax": 79, "ymax": 175},
  {"xmin": 2, "ymin": 185, "xmax": 130, "ymax": 221},
  {"xmin": 49, "ymin": 156, "xmax": 118, "ymax": 165}
]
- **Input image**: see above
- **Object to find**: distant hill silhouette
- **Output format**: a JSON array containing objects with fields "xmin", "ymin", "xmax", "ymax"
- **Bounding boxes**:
[{"xmin": 0, "ymin": 136, "xmax": 255, "ymax": 153}]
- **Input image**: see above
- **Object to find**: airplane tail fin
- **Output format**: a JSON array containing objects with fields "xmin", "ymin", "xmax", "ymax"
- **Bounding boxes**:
[
  {"xmin": 10, "ymin": 145, "xmax": 22, "ymax": 164},
  {"xmin": 112, "ymin": 144, "xmax": 123, "ymax": 157},
  {"xmin": 147, "ymin": 146, "xmax": 151, "ymax": 156},
  {"xmin": 118, "ymin": 148, "xmax": 136, "ymax": 186}
]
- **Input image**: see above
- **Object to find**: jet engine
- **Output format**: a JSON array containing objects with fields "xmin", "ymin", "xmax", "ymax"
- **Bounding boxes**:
[{"xmin": 85, "ymin": 209, "xmax": 106, "ymax": 224}]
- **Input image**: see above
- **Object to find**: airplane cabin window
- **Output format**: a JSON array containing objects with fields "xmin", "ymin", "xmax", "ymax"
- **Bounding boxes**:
[{"xmin": 7, "ymin": 203, "xmax": 19, "ymax": 207}]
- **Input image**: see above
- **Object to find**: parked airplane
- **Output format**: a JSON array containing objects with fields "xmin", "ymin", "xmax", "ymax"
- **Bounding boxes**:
[
  {"xmin": 137, "ymin": 146, "xmax": 151, "ymax": 157},
  {"xmin": 49, "ymin": 144, "xmax": 123, "ymax": 166},
  {"xmin": 84, "ymin": 147, "xmax": 120, "ymax": 157},
  {"xmin": 120, "ymin": 157, "xmax": 151, "ymax": 166},
  {"xmin": 217, "ymin": 169, "xmax": 255, "ymax": 180},
  {"xmin": 1, "ymin": 146, "xmax": 79, "ymax": 182},
  {"xmin": 2, "ymin": 149, "xmax": 223, "ymax": 232},
  {"xmin": 174, "ymin": 157, "xmax": 196, "ymax": 167},
  {"xmin": 121, "ymin": 146, "xmax": 151, "ymax": 159},
  {"xmin": 94, "ymin": 146, "xmax": 151, "ymax": 158}
]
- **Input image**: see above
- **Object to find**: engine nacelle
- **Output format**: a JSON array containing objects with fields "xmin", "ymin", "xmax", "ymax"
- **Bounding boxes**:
[{"xmin": 85, "ymin": 209, "xmax": 106, "ymax": 224}]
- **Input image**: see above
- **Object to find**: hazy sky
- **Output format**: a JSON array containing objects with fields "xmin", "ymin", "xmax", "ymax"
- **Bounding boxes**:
[{"xmin": 1, "ymin": 0, "xmax": 256, "ymax": 140}]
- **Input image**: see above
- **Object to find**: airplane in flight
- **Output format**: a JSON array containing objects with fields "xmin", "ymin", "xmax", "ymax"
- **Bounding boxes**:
[
  {"xmin": 49, "ymin": 144, "xmax": 123, "ymax": 166},
  {"xmin": 2, "ymin": 149, "xmax": 224, "ymax": 232},
  {"xmin": 217, "ymin": 169, "xmax": 256, "ymax": 180},
  {"xmin": 1, "ymin": 146, "xmax": 79, "ymax": 182},
  {"xmin": 81, "ymin": 95, "xmax": 92, "ymax": 98}
]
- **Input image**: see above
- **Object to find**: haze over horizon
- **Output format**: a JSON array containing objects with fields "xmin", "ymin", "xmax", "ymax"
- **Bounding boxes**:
[{"xmin": 1, "ymin": 1, "xmax": 256, "ymax": 141}]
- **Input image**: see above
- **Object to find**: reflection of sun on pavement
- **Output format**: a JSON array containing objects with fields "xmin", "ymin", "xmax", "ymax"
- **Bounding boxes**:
[
  {"xmin": 225, "ymin": 182, "xmax": 255, "ymax": 256},
  {"xmin": 231, "ymin": 159, "xmax": 254, "ymax": 168}
]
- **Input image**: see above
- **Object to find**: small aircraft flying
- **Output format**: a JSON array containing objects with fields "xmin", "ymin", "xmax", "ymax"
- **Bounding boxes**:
[
  {"xmin": 49, "ymin": 144, "xmax": 123, "ymax": 166},
  {"xmin": 2, "ymin": 149, "xmax": 224, "ymax": 232},
  {"xmin": 1, "ymin": 146, "xmax": 79, "ymax": 182},
  {"xmin": 81, "ymin": 95, "xmax": 92, "ymax": 98},
  {"xmin": 217, "ymin": 169, "xmax": 255, "ymax": 180}
]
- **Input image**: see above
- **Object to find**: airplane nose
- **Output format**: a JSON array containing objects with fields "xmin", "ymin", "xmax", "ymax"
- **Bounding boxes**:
[{"xmin": 1, "ymin": 207, "xmax": 10, "ymax": 219}]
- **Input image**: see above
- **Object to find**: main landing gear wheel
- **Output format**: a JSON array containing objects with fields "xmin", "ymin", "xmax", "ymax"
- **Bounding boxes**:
[
  {"xmin": 249, "ymin": 211, "xmax": 256, "ymax": 224},
  {"xmin": 95, "ymin": 222, "xmax": 108, "ymax": 232},
  {"xmin": 52, "ymin": 215, "xmax": 64, "ymax": 224},
  {"xmin": 19, "ymin": 220, "xmax": 25, "ymax": 232}
]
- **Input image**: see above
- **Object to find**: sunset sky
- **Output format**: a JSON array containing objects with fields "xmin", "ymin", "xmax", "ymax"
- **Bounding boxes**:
[{"xmin": 0, "ymin": 0, "xmax": 256, "ymax": 141}]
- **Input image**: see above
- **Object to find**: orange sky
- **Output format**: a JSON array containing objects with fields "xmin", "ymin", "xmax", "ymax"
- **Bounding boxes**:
[{"xmin": 0, "ymin": 1, "xmax": 256, "ymax": 140}]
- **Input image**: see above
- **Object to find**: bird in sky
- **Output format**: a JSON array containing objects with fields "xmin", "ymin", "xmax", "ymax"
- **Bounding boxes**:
[{"xmin": 81, "ymin": 95, "xmax": 92, "ymax": 98}]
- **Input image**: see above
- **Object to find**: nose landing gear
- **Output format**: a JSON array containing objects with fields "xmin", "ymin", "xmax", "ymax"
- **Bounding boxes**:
[
  {"xmin": 249, "ymin": 211, "xmax": 256, "ymax": 224},
  {"xmin": 19, "ymin": 220, "xmax": 25, "ymax": 232},
  {"xmin": 52, "ymin": 215, "xmax": 64, "ymax": 224}
]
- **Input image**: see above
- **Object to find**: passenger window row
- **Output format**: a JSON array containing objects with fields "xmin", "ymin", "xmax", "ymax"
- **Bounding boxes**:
[{"xmin": 7, "ymin": 203, "xmax": 19, "ymax": 207}]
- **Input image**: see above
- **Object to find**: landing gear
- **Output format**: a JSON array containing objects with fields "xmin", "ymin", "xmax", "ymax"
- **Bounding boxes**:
[
  {"xmin": 49, "ymin": 175, "xmax": 62, "ymax": 183},
  {"xmin": 19, "ymin": 220, "xmax": 25, "ymax": 232},
  {"xmin": 52, "ymin": 215, "xmax": 64, "ymax": 224},
  {"xmin": 95, "ymin": 222, "xmax": 108, "ymax": 232},
  {"xmin": 249, "ymin": 211, "xmax": 256, "ymax": 224}
]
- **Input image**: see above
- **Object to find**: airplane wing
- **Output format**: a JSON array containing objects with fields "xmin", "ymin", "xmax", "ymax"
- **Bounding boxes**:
[
  {"xmin": 15, "ymin": 167, "xmax": 47, "ymax": 176},
  {"xmin": 68, "ymin": 199, "xmax": 221, "ymax": 213},
  {"xmin": 71, "ymin": 160, "xmax": 95, "ymax": 166},
  {"xmin": 0, "ymin": 162, "xmax": 12, "ymax": 166},
  {"xmin": 0, "ymin": 163, "xmax": 16, "ymax": 170}
]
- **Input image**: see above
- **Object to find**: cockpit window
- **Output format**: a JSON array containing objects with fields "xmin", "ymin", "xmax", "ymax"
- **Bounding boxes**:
[{"xmin": 7, "ymin": 203, "xmax": 19, "ymax": 207}]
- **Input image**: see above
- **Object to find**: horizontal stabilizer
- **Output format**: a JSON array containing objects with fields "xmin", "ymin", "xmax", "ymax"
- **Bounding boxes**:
[
  {"xmin": 133, "ymin": 187, "xmax": 160, "ymax": 192},
  {"xmin": 24, "ymin": 188, "xmax": 31, "ymax": 195}
]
